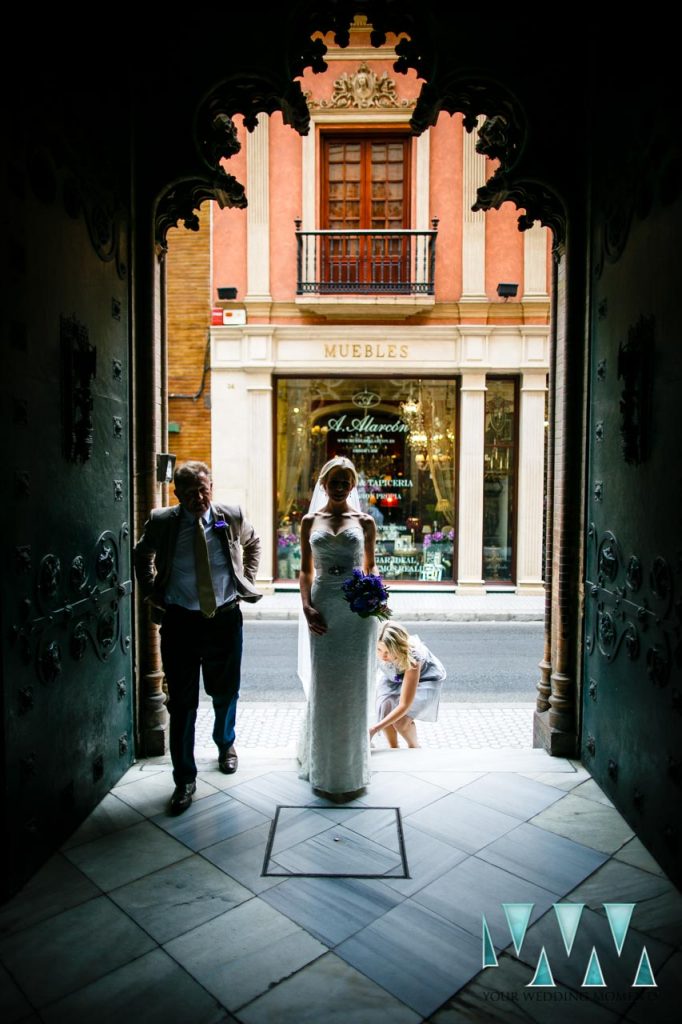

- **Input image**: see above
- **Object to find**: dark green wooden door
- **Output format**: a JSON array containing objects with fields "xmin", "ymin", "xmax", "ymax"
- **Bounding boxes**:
[
  {"xmin": 2, "ymin": 105, "xmax": 134, "ymax": 896},
  {"xmin": 583, "ymin": 126, "xmax": 682, "ymax": 885}
]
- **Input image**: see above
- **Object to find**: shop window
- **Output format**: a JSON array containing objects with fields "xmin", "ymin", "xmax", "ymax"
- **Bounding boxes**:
[
  {"xmin": 483, "ymin": 378, "xmax": 518, "ymax": 583},
  {"xmin": 276, "ymin": 377, "xmax": 457, "ymax": 583}
]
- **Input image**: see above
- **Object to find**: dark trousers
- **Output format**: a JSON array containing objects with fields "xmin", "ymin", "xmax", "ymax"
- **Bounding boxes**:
[{"xmin": 160, "ymin": 603, "xmax": 243, "ymax": 784}]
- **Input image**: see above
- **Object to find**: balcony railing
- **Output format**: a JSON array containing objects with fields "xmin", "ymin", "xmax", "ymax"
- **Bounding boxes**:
[{"xmin": 295, "ymin": 220, "xmax": 439, "ymax": 296}]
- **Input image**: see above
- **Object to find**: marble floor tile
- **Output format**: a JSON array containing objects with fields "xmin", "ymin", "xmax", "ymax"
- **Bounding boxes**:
[
  {"xmin": 63, "ymin": 820, "xmax": 192, "ymax": 891},
  {"xmin": 567, "ymin": 857, "xmax": 673, "ymax": 908},
  {"xmin": 164, "ymin": 898, "xmax": 326, "ymax": 1011},
  {"xmin": 330, "ymin": 807, "xmax": 401, "ymax": 845},
  {"xmin": 521, "ymin": 768, "xmax": 591, "ymax": 791},
  {"xmin": 571, "ymin": 779, "xmax": 616, "ymax": 807},
  {"xmin": 153, "ymin": 792, "xmax": 268, "ymax": 852},
  {"xmin": 108, "ymin": 854, "xmax": 253, "ymax": 942},
  {"xmin": 113, "ymin": 762, "xmax": 171, "ymax": 786},
  {"xmin": 197, "ymin": 765, "xmax": 273, "ymax": 791},
  {"xmin": 0, "ymin": 962, "xmax": 34, "ymax": 1024},
  {"xmin": 568, "ymin": 859, "xmax": 682, "ymax": 947},
  {"xmin": 411, "ymin": 771, "xmax": 486, "ymax": 792},
  {"xmin": 60, "ymin": 792, "xmax": 145, "ymax": 850},
  {"xmin": 412, "ymin": 855, "xmax": 558, "ymax": 943},
  {"xmin": 613, "ymin": 837, "xmax": 667, "ymax": 877},
  {"xmin": 0, "ymin": 896, "xmax": 155, "ymax": 1009},
  {"xmin": 379, "ymin": 823, "xmax": 469, "ymax": 898},
  {"xmin": 238, "ymin": 951, "xmax": 421, "ymax": 1024},
  {"xmin": 268, "ymin": 806, "xmax": 350, "ymax": 854},
  {"xmin": 529, "ymin": 793, "xmax": 634, "ymax": 854},
  {"xmin": 201, "ymin": 823, "xmax": 286, "ymax": 894},
  {"xmin": 456, "ymin": 773, "xmax": 566, "ymax": 819},
  {"xmin": 39, "ymin": 948, "xmax": 230, "ymax": 1024},
  {"xmin": 261, "ymin": 875, "xmax": 403, "ymax": 945},
  {"xmin": 623, "ymin": 949, "xmax": 680, "ymax": 1024},
  {"xmin": 515, "ymin": 904, "xmax": 673, "ymax": 1008},
  {"xmin": 370, "ymin": 748, "xmax": 575, "ymax": 774},
  {"xmin": 113, "ymin": 771, "xmax": 219, "ymax": 817},
  {"xmin": 227, "ymin": 771, "xmax": 327, "ymax": 817},
  {"xmin": 336, "ymin": 898, "xmax": 481, "ymax": 1016},
  {"xmin": 429, "ymin": 953, "xmax": 621, "ymax": 1024},
  {"xmin": 356, "ymin": 772, "xmax": 449, "ymax": 815},
  {"xmin": 268, "ymin": 823, "xmax": 404, "ymax": 877},
  {"xmin": 0, "ymin": 853, "xmax": 99, "ymax": 937},
  {"xmin": 405, "ymin": 792, "xmax": 521, "ymax": 853},
  {"xmin": 477, "ymin": 822, "xmax": 607, "ymax": 894}
]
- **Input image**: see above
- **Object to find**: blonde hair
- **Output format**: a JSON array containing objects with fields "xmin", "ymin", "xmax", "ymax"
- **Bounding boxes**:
[
  {"xmin": 378, "ymin": 622, "xmax": 417, "ymax": 673},
  {"xmin": 318, "ymin": 456, "xmax": 358, "ymax": 489}
]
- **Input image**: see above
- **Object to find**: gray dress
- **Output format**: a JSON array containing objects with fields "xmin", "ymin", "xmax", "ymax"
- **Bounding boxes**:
[
  {"xmin": 298, "ymin": 527, "xmax": 378, "ymax": 793},
  {"xmin": 375, "ymin": 635, "xmax": 446, "ymax": 722}
]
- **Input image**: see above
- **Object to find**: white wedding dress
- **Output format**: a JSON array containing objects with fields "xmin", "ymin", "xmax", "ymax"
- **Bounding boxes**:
[{"xmin": 298, "ymin": 526, "xmax": 378, "ymax": 794}]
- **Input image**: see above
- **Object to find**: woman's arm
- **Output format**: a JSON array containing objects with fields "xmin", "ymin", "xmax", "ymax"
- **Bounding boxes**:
[
  {"xmin": 370, "ymin": 664, "xmax": 421, "ymax": 738},
  {"xmin": 299, "ymin": 516, "xmax": 327, "ymax": 635},
  {"xmin": 362, "ymin": 515, "xmax": 378, "ymax": 574}
]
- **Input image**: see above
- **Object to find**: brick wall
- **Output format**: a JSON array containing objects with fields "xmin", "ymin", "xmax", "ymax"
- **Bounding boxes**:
[{"xmin": 166, "ymin": 220, "xmax": 212, "ymax": 496}]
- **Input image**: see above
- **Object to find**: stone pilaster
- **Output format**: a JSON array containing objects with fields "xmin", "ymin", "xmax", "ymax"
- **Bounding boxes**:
[
  {"xmin": 245, "ymin": 115, "xmax": 272, "ymax": 308},
  {"xmin": 457, "ymin": 372, "xmax": 486, "ymax": 592},
  {"xmin": 516, "ymin": 372, "xmax": 547, "ymax": 594},
  {"xmin": 246, "ymin": 381, "xmax": 274, "ymax": 588},
  {"xmin": 523, "ymin": 223, "xmax": 549, "ymax": 298},
  {"xmin": 461, "ymin": 126, "xmax": 487, "ymax": 299}
]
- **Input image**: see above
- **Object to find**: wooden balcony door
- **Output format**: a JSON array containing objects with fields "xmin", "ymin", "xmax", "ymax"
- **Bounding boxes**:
[{"xmin": 321, "ymin": 134, "xmax": 410, "ymax": 292}]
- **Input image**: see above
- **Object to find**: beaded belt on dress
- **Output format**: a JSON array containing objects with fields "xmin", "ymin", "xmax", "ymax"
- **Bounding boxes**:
[{"xmin": 323, "ymin": 565, "xmax": 351, "ymax": 576}]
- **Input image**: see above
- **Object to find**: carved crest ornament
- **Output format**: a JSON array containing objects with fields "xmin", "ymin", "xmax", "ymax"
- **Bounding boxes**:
[{"xmin": 305, "ymin": 61, "xmax": 415, "ymax": 110}]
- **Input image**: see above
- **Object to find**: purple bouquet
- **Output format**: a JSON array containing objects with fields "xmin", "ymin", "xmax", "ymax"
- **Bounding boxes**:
[{"xmin": 341, "ymin": 569, "xmax": 392, "ymax": 621}]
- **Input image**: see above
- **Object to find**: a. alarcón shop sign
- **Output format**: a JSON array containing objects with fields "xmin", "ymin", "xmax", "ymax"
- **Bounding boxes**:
[{"xmin": 321, "ymin": 411, "xmax": 408, "ymax": 457}]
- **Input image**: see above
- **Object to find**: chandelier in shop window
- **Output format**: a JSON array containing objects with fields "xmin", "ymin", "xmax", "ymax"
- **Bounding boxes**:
[{"xmin": 400, "ymin": 383, "xmax": 454, "ymax": 469}]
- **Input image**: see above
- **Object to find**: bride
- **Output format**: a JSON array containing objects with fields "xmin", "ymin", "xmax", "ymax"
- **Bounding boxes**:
[{"xmin": 297, "ymin": 456, "xmax": 378, "ymax": 798}]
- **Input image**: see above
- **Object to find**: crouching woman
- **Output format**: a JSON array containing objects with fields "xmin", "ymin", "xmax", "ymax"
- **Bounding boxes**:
[{"xmin": 370, "ymin": 622, "xmax": 446, "ymax": 748}]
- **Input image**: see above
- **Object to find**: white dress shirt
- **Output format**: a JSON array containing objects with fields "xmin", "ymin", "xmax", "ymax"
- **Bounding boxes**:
[{"xmin": 165, "ymin": 505, "xmax": 237, "ymax": 610}]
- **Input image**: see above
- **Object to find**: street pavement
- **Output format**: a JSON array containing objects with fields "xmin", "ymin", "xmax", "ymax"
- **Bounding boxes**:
[{"xmin": 239, "ymin": 620, "xmax": 543, "ymax": 702}]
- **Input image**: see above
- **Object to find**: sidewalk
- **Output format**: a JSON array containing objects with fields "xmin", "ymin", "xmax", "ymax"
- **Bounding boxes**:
[
  {"xmin": 195, "ymin": 703, "xmax": 536, "ymax": 753},
  {"xmin": 244, "ymin": 590, "xmax": 544, "ymax": 621}
]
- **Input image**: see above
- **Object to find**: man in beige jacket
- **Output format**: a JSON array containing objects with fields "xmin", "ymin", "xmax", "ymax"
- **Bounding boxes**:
[{"xmin": 134, "ymin": 461, "xmax": 261, "ymax": 812}]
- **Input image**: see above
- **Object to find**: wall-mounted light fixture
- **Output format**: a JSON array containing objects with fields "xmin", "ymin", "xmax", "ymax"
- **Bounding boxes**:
[
  {"xmin": 496, "ymin": 282, "xmax": 519, "ymax": 300},
  {"xmin": 217, "ymin": 286, "xmax": 238, "ymax": 300},
  {"xmin": 156, "ymin": 453, "xmax": 176, "ymax": 483}
]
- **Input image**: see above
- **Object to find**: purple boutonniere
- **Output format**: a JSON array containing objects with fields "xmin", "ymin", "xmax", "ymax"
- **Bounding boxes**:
[{"xmin": 213, "ymin": 517, "xmax": 228, "ymax": 530}]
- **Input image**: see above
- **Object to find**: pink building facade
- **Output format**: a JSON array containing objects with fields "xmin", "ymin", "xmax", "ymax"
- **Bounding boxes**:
[{"xmin": 204, "ymin": 20, "xmax": 550, "ymax": 591}]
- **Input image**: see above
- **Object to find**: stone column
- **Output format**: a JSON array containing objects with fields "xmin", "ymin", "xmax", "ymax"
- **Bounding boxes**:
[
  {"xmin": 523, "ymin": 224, "xmax": 549, "ymax": 298},
  {"xmin": 457, "ymin": 372, "xmax": 487, "ymax": 592},
  {"xmin": 533, "ymin": 243, "xmax": 584, "ymax": 758},
  {"xmin": 516, "ymin": 372, "xmax": 547, "ymax": 594},
  {"xmin": 135, "ymin": 234, "xmax": 168, "ymax": 756},
  {"xmin": 461, "ymin": 126, "xmax": 487, "ymax": 299},
  {"xmin": 246, "ymin": 380, "xmax": 274, "ymax": 589},
  {"xmin": 245, "ymin": 114, "xmax": 272, "ymax": 310}
]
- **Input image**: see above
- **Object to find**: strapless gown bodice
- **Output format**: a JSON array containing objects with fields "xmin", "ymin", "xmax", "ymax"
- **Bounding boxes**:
[{"xmin": 310, "ymin": 527, "xmax": 365, "ymax": 582}]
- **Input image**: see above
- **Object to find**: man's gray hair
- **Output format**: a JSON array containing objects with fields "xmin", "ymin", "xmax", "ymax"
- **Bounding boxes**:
[{"xmin": 174, "ymin": 460, "xmax": 212, "ymax": 490}]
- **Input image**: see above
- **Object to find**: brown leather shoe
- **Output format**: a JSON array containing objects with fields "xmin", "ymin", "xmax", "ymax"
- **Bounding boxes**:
[
  {"xmin": 219, "ymin": 746, "xmax": 238, "ymax": 774},
  {"xmin": 169, "ymin": 782, "xmax": 196, "ymax": 814}
]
